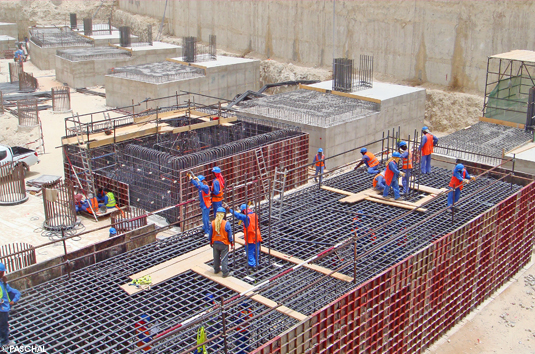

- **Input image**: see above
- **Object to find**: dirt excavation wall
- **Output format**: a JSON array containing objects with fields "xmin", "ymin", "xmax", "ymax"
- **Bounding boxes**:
[{"xmin": 118, "ymin": 0, "xmax": 535, "ymax": 93}]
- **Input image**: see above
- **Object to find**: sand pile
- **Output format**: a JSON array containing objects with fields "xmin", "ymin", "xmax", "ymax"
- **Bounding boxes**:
[
  {"xmin": 0, "ymin": 113, "xmax": 41, "ymax": 150},
  {"xmin": 425, "ymin": 89, "xmax": 483, "ymax": 134},
  {"xmin": 260, "ymin": 60, "xmax": 331, "ymax": 94}
]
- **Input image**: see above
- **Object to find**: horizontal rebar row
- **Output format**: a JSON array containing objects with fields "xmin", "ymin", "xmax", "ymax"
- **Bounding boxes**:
[
  {"xmin": 107, "ymin": 61, "xmax": 205, "ymax": 84},
  {"xmin": 56, "ymin": 47, "xmax": 131, "ymax": 61}
]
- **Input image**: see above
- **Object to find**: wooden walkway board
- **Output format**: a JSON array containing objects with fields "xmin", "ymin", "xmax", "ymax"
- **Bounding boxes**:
[
  {"xmin": 234, "ymin": 237, "xmax": 354, "ymax": 283},
  {"xmin": 192, "ymin": 264, "xmax": 307, "ymax": 321}
]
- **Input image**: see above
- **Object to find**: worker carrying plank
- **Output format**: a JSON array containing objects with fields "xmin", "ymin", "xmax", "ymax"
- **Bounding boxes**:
[
  {"xmin": 354, "ymin": 148, "xmax": 380, "ymax": 174},
  {"xmin": 210, "ymin": 167, "xmax": 225, "ymax": 217},
  {"xmin": 398, "ymin": 141, "xmax": 413, "ymax": 195},
  {"xmin": 189, "ymin": 173, "xmax": 212, "ymax": 235},
  {"xmin": 447, "ymin": 164, "xmax": 475, "ymax": 212},
  {"xmin": 313, "ymin": 148, "xmax": 326, "ymax": 183},
  {"xmin": 383, "ymin": 152, "xmax": 405, "ymax": 200},
  {"xmin": 419, "ymin": 126, "xmax": 438, "ymax": 174},
  {"xmin": 226, "ymin": 204, "xmax": 263, "ymax": 270},
  {"xmin": 208, "ymin": 207, "xmax": 234, "ymax": 278}
]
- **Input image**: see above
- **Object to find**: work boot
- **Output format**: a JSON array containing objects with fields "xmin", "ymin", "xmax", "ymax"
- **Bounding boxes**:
[{"xmin": 222, "ymin": 271, "xmax": 233, "ymax": 278}]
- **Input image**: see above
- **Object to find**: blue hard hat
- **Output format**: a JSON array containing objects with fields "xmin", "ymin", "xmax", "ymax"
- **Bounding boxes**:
[
  {"xmin": 140, "ymin": 314, "xmax": 151, "ymax": 322},
  {"xmin": 197, "ymin": 175, "xmax": 205, "ymax": 182},
  {"xmin": 0, "ymin": 263, "xmax": 5, "ymax": 272},
  {"xmin": 240, "ymin": 204, "xmax": 247, "ymax": 211},
  {"xmin": 422, "ymin": 126, "xmax": 429, "ymax": 132},
  {"xmin": 205, "ymin": 292, "xmax": 214, "ymax": 302},
  {"xmin": 392, "ymin": 152, "xmax": 401, "ymax": 158},
  {"xmin": 398, "ymin": 141, "xmax": 407, "ymax": 147},
  {"xmin": 109, "ymin": 227, "xmax": 117, "ymax": 235},
  {"xmin": 216, "ymin": 207, "xmax": 226, "ymax": 213},
  {"xmin": 360, "ymin": 148, "xmax": 367, "ymax": 154},
  {"xmin": 318, "ymin": 148, "xmax": 323, "ymax": 153},
  {"xmin": 212, "ymin": 167, "xmax": 221, "ymax": 173},
  {"xmin": 455, "ymin": 163, "xmax": 464, "ymax": 171}
]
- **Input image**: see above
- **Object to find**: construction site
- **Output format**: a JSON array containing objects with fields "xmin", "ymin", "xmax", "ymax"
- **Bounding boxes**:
[{"xmin": 0, "ymin": 1, "xmax": 534, "ymax": 354}]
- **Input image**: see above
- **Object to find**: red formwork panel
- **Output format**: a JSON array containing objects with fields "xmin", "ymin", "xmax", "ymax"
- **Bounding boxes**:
[{"xmin": 251, "ymin": 182, "xmax": 535, "ymax": 354}]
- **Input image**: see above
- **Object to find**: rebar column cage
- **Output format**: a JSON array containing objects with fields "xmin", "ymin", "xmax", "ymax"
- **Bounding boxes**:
[
  {"xmin": 0, "ymin": 163, "xmax": 28, "ymax": 205},
  {"xmin": 52, "ymin": 86, "xmax": 72, "ymax": 113},
  {"xmin": 147, "ymin": 25, "xmax": 153, "ymax": 46},
  {"xmin": 119, "ymin": 26, "xmax": 131, "ymax": 48},
  {"xmin": 69, "ymin": 13, "xmax": 77, "ymax": 30},
  {"xmin": 483, "ymin": 51, "xmax": 535, "ymax": 128},
  {"xmin": 18, "ymin": 72, "xmax": 38, "ymax": 92},
  {"xmin": 0, "ymin": 243, "xmax": 36, "ymax": 273},
  {"xmin": 110, "ymin": 206, "xmax": 148, "ymax": 233},
  {"xmin": 42, "ymin": 180, "xmax": 78, "ymax": 231},
  {"xmin": 332, "ymin": 58, "xmax": 354, "ymax": 93},
  {"xmin": 359, "ymin": 54, "xmax": 374, "ymax": 89},
  {"xmin": 83, "ymin": 18, "xmax": 93, "ymax": 36},
  {"xmin": 8, "ymin": 62, "xmax": 21, "ymax": 83},
  {"xmin": 209, "ymin": 34, "xmax": 216, "ymax": 60},
  {"xmin": 17, "ymin": 98, "xmax": 39, "ymax": 127},
  {"xmin": 183, "ymin": 36, "xmax": 197, "ymax": 63}
]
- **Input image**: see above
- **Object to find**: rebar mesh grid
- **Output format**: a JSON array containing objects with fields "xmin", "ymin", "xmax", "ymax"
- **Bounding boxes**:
[
  {"xmin": 30, "ymin": 28, "xmax": 93, "ymax": 48},
  {"xmin": 56, "ymin": 47, "xmax": 131, "ymax": 62},
  {"xmin": 237, "ymin": 89, "xmax": 379, "ymax": 128},
  {"xmin": 51, "ymin": 86, "xmax": 71, "ymax": 113},
  {"xmin": 434, "ymin": 121, "xmax": 533, "ymax": 164},
  {"xmin": 107, "ymin": 61, "xmax": 205, "ymax": 84}
]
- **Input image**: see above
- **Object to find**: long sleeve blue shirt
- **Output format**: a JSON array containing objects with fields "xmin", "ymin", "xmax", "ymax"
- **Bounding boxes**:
[
  {"xmin": 191, "ymin": 179, "xmax": 211, "ymax": 209},
  {"xmin": 452, "ymin": 169, "xmax": 471, "ymax": 186},
  {"xmin": 211, "ymin": 179, "xmax": 222, "ymax": 197},
  {"xmin": 230, "ymin": 209, "xmax": 250, "ymax": 227},
  {"xmin": 208, "ymin": 221, "xmax": 233, "ymax": 245},
  {"xmin": 362, "ymin": 155, "xmax": 372, "ymax": 167},
  {"xmin": 420, "ymin": 134, "xmax": 438, "ymax": 151},
  {"xmin": 0, "ymin": 282, "xmax": 21, "ymax": 312},
  {"xmin": 388, "ymin": 160, "xmax": 401, "ymax": 178}
]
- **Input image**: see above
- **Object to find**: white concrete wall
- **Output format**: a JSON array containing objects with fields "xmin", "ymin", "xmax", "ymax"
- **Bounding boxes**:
[
  {"xmin": 55, "ymin": 55, "xmax": 133, "ymax": 88},
  {"xmin": 0, "ymin": 23, "xmax": 18, "ymax": 39},
  {"xmin": 118, "ymin": 0, "xmax": 535, "ymax": 92},
  {"xmin": 30, "ymin": 41, "xmax": 95, "ymax": 71}
]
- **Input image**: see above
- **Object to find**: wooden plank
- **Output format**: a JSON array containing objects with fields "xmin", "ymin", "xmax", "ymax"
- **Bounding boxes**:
[
  {"xmin": 479, "ymin": 116, "xmax": 525, "ymax": 129},
  {"xmin": 414, "ymin": 194, "xmax": 437, "ymax": 206},
  {"xmin": 320, "ymin": 185, "xmax": 355, "ymax": 196},
  {"xmin": 133, "ymin": 108, "xmax": 188, "ymax": 124},
  {"xmin": 339, "ymin": 190, "xmax": 375, "ymax": 204},
  {"xmin": 364, "ymin": 195, "xmax": 427, "ymax": 212},
  {"xmin": 234, "ymin": 238, "xmax": 354, "ymax": 283},
  {"xmin": 166, "ymin": 58, "xmax": 207, "ymax": 72},
  {"xmin": 171, "ymin": 116, "xmax": 238, "ymax": 134},
  {"xmin": 298, "ymin": 84, "xmax": 327, "ymax": 93},
  {"xmin": 192, "ymin": 264, "xmax": 307, "ymax": 321},
  {"xmin": 331, "ymin": 90, "xmax": 382, "ymax": 104}
]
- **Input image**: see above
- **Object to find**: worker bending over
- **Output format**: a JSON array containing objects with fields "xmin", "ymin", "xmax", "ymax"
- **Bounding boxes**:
[
  {"xmin": 189, "ymin": 174, "xmax": 212, "ymax": 235},
  {"xmin": 373, "ymin": 171, "xmax": 386, "ymax": 192},
  {"xmin": 81, "ymin": 193, "xmax": 99, "ymax": 214},
  {"xmin": 447, "ymin": 164, "xmax": 475, "ymax": 211},
  {"xmin": 398, "ymin": 141, "xmax": 413, "ymax": 194},
  {"xmin": 383, "ymin": 152, "xmax": 405, "ymax": 200},
  {"xmin": 419, "ymin": 126, "xmax": 438, "ymax": 174},
  {"xmin": 208, "ymin": 207, "xmax": 233, "ymax": 278},
  {"xmin": 354, "ymin": 148, "xmax": 380, "ymax": 174},
  {"xmin": 313, "ymin": 148, "xmax": 326, "ymax": 183},
  {"xmin": 211, "ymin": 166, "xmax": 225, "ymax": 217},
  {"xmin": 0, "ymin": 262, "xmax": 21, "ymax": 348},
  {"xmin": 227, "ymin": 204, "xmax": 263, "ymax": 269}
]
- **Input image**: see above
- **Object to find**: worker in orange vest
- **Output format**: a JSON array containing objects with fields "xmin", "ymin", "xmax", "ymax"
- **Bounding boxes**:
[
  {"xmin": 419, "ymin": 126, "xmax": 438, "ymax": 174},
  {"xmin": 227, "ymin": 204, "xmax": 263, "ymax": 269},
  {"xmin": 82, "ymin": 193, "xmax": 99, "ymax": 214},
  {"xmin": 447, "ymin": 164, "xmax": 475, "ymax": 211},
  {"xmin": 211, "ymin": 167, "xmax": 225, "ymax": 217},
  {"xmin": 134, "ymin": 314, "xmax": 152, "ymax": 352},
  {"xmin": 373, "ymin": 171, "xmax": 386, "ymax": 192},
  {"xmin": 383, "ymin": 152, "xmax": 405, "ymax": 200},
  {"xmin": 189, "ymin": 173, "xmax": 212, "ymax": 235},
  {"xmin": 398, "ymin": 141, "xmax": 413, "ymax": 194},
  {"xmin": 235, "ymin": 302, "xmax": 253, "ymax": 354},
  {"xmin": 208, "ymin": 207, "xmax": 233, "ymax": 277},
  {"xmin": 354, "ymin": 148, "xmax": 380, "ymax": 174},
  {"xmin": 313, "ymin": 148, "xmax": 326, "ymax": 183}
]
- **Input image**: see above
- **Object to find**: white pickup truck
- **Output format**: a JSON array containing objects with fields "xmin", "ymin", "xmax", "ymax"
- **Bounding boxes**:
[{"xmin": 0, "ymin": 144, "xmax": 40, "ymax": 173}]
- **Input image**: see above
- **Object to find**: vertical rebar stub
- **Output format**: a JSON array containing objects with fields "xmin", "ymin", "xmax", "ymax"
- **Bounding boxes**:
[
  {"xmin": 83, "ymin": 18, "xmax": 93, "ymax": 36},
  {"xmin": 183, "ymin": 36, "xmax": 197, "ymax": 63},
  {"xmin": 0, "ymin": 163, "xmax": 28, "ymax": 205},
  {"xmin": 119, "ymin": 26, "xmax": 131, "ymax": 48},
  {"xmin": 70, "ymin": 13, "xmax": 77, "ymax": 30},
  {"xmin": 42, "ymin": 180, "xmax": 78, "ymax": 231}
]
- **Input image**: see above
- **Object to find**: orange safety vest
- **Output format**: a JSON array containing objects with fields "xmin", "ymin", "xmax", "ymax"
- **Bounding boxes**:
[
  {"xmin": 449, "ymin": 169, "xmax": 467, "ymax": 191},
  {"xmin": 85, "ymin": 197, "xmax": 99, "ymax": 214},
  {"xmin": 315, "ymin": 154, "xmax": 325, "ymax": 167},
  {"xmin": 402, "ymin": 151, "xmax": 413, "ymax": 169},
  {"xmin": 422, "ymin": 133, "xmax": 434, "ymax": 156},
  {"xmin": 211, "ymin": 220, "xmax": 230, "ymax": 245},
  {"xmin": 243, "ymin": 212, "xmax": 262, "ymax": 244},
  {"xmin": 236, "ymin": 309, "xmax": 253, "ymax": 333},
  {"xmin": 384, "ymin": 162, "xmax": 395, "ymax": 186},
  {"xmin": 135, "ymin": 320, "xmax": 151, "ymax": 351},
  {"xmin": 201, "ymin": 190, "xmax": 212, "ymax": 209},
  {"xmin": 211, "ymin": 180, "xmax": 224, "ymax": 202},
  {"xmin": 364, "ymin": 152, "xmax": 379, "ymax": 167},
  {"xmin": 373, "ymin": 172, "xmax": 385, "ymax": 188}
]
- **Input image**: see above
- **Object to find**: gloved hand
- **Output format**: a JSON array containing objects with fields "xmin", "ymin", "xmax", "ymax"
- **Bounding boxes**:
[
  {"xmin": 187, "ymin": 173, "xmax": 192, "ymax": 180},
  {"xmin": 462, "ymin": 179, "xmax": 469, "ymax": 184},
  {"xmin": 400, "ymin": 172, "xmax": 405, "ymax": 177},
  {"xmin": 471, "ymin": 176, "xmax": 476, "ymax": 181}
]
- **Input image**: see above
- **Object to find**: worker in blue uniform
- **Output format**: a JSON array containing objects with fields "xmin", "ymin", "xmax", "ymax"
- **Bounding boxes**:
[
  {"xmin": 419, "ymin": 126, "xmax": 438, "ymax": 174},
  {"xmin": 211, "ymin": 167, "xmax": 225, "ymax": 218},
  {"xmin": 0, "ymin": 262, "xmax": 21, "ymax": 348},
  {"xmin": 354, "ymin": 148, "xmax": 380, "ymax": 174},
  {"xmin": 398, "ymin": 141, "xmax": 413, "ymax": 194},
  {"xmin": 383, "ymin": 152, "xmax": 405, "ymax": 200},
  {"xmin": 235, "ymin": 302, "xmax": 253, "ymax": 354},
  {"xmin": 447, "ymin": 164, "xmax": 476, "ymax": 211},
  {"xmin": 313, "ymin": 148, "xmax": 326, "ymax": 183},
  {"xmin": 373, "ymin": 171, "xmax": 386, "ymax": 192},
  {"xmin": 189, "ymin": 173, "xmax": 212, "ymax": 234},
  {"xmin": 208, "ymin": 207, "xmax": 233, "ymax": 278},
  {"xmin": 226, "ymin": 204, "xmax": 263, "ymax": 269}
]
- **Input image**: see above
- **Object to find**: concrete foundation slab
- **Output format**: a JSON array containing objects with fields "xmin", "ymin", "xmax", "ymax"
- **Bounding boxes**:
[
  {"xmin": 0, "ymin": 22, "xmax": 18, "ymax": 39},
  {"xmin": 0, "ymin": 35, "xmax": 16, "ymax": 53}
]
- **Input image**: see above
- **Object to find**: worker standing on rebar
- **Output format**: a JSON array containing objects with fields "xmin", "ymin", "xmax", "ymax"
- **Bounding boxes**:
[
  {"xmin": 313, "ymin": 148, "xmax": 326, "ymax": 183},
  {"xmin": 134, "ymin": 314, "xmax": 152, "ymax": 352},
  {"xmin": 383, "ymin": 152, "xmax": 405, "ymax": 200},
  {"xmin": 208, "ymin": 207, "xmax": 233, "ymax": 278},
  {"xmin": 210, "ymin": 166, "xmax": 225, "ymax": 217},
  {"xmin": 235, "ymin": 302, "xmax": 253, "ymax": 354},
  {"xmin": 373, "ymin": 171, "xmax": 386, "ymax": 192},
  {"xmin": 354, "ymin": 148, "xmax": 380, "ymax": 174},
  {"xmin": 419, "ymin": 126, "xmax": 438, "ymax": 174},
  {"xmin": 447, "ymin": 164, "xmax": 475, "ymax": 211},
  {"xmin": 189, "ymin": 173, "xmax": 212, "ymax": 235},
  {"xmin": 398, "ymin": 141, "xmax": 413, "ymax": 194},
  {"xmin": 226, "ymin": 204, "xmax": 263, "ymax": 270},
  {"xmin": 0, "ymin": 263, "xmax": 21, "ymax": 348}
]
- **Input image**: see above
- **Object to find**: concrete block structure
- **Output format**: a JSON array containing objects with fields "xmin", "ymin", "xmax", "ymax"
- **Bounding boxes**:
[
  {"xmin": 0, "ymin": 22, "xmax": 18, "ymax": 39},
  {"xmin": 0, "ymin": 35, "xmax": 16, "ymax": 52},
  {"xmin": 237, "ymin": 81, "xmax": 425, "ymax": 167},
  {"xmin": 105, "ymin": 56, "xmax": 260, "ymax": 110},
  {"xmin": 55, "ymin": 42, "xmax": 182, "ymax": 88}
]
